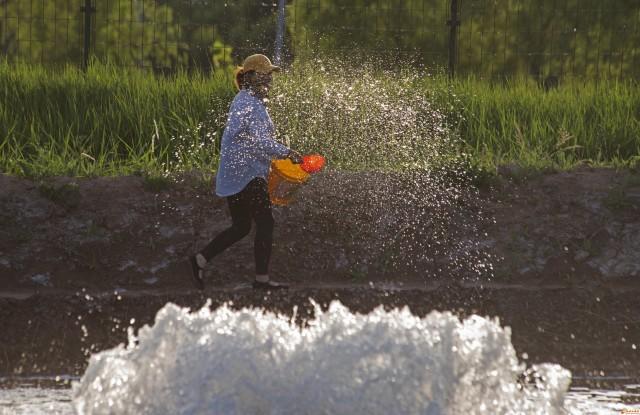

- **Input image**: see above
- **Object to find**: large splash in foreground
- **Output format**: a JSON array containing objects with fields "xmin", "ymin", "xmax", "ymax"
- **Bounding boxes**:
[{"xmin": 73, "ymin": 301, "xmax": 570, "ymax": 415}]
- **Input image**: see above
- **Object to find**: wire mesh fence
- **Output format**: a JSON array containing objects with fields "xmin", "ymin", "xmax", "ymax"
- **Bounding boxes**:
[{"xmin": 1, "ymin": 0, "xmax": 639, "ymax": 80}]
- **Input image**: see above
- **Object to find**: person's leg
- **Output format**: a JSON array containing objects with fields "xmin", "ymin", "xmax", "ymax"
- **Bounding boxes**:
[
  {"xmin": 190, "ymin": 190, "xmax": 252, "ymax": 289},
  {"xmin": 247, "ymin": 178, "xmax": 287, "ymax": 289},
  {"xmin": 199, "ymin": 192, "xmax": 252, "ymax": 263},
  {"xmin": 251, "ymin": 181, "xmax": 274, "ymax": 277}
]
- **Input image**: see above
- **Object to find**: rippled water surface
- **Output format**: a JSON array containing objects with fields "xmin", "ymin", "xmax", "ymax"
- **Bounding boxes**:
[{"xmin": 2, "ymin": 384, "xmax": 640, "ymax": 415}]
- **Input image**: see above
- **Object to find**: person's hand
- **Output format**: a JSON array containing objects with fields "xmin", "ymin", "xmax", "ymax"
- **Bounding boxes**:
[{"xmin": 287, "ymin": 150, "xmax": 303, "ymax": 164}]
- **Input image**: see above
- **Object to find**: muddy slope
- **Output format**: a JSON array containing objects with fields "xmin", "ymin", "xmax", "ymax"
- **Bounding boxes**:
[{"xmin": 1, "ymin": 168, "xmax": 639, "ymax": 292}]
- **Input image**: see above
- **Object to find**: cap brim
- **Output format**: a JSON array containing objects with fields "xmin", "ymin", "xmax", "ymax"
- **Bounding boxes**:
[{"xmin": 270, "ymin": 65, "xmax": 281, "ymax": 72}]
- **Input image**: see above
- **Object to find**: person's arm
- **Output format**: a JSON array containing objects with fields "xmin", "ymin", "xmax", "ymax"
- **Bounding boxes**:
[{"xmin": 247, "ymin": 104, "xmax": 301, "ymax": 162}]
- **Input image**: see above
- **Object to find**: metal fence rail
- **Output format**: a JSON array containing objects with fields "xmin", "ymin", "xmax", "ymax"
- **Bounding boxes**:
[{"xmin": 1, "ymin": 0, "xmax": 638, "ymax": 80}]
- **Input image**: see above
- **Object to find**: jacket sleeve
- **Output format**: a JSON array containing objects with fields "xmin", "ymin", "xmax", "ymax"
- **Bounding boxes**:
[{"xmin": 246, "ymin": 104, "xmax": 291, "ymax": 159}]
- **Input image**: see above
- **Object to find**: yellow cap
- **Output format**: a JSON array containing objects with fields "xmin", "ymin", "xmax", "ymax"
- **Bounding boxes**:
[{"xmin": 240, "ymin": 54, "xmax": 280, "ymax": 74}]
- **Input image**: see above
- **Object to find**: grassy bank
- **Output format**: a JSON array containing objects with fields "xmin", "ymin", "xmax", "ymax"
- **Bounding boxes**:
[
  {"xmin": 445, "ymin": 77, "xmax": 640, "ymax": 171},
  {"xmin": 0, "ymin": 62, "xmax": 233, "ymax": 178},
  {"xmin": 1, "ymin": 61, "xmax": 638, "ymax": 178}
]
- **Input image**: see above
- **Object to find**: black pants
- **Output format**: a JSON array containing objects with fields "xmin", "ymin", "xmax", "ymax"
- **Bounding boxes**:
[{"xmin": 200, "ymin": 178, "xmax": 274, "ymax": 275}]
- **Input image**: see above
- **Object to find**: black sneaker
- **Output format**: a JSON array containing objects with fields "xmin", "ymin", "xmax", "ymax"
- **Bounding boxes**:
[
  {"xmin": 189, "ymin": 256, "xmax": 205, "ymax": 291},
  {"xmin": 252, "ymin": 279, "xmax": 289, "ymax": 290}
]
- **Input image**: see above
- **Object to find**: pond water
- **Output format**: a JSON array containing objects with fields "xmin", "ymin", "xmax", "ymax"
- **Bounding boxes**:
[
  {"xmin": 2, "ymin": 302, "xmax": 639, "ymax": 414},
  {"xmin": 1, "ymin": 378, "xmax": 639, "ymax": 414}
]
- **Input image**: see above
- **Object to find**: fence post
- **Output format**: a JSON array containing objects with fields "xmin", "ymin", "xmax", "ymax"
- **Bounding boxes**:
[
  {"xmin": 447, "ymin": 0, "xmax": 461, "ymax": 78},
  {"xmin": 80, "ymin": 0, "xmax": 96, "ymax": 70}
]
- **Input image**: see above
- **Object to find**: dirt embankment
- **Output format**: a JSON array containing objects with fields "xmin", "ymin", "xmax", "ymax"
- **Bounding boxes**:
[
  {"xmin": 0, "ymin": 168, "xmax": 639, "ymax": 378},
  {"xmin": 1, "ymin": 168, "xmax": 639, "ymax": 291}
]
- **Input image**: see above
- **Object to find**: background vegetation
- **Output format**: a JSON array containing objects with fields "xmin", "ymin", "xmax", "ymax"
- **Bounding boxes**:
[
  {"xmin": 1, "ymin": 61, "xmax": 638, "ymax": 179},
  {"xmin": 1, "ymin": 0, "xmax": 638, "ymax": 79},
  {"xmin": 292, "ymin": 0, "xmax": 640, "ymax": 80},
  {"xmin": 2, "ymin": 1, "xmax": 637, "ymax": 178}
]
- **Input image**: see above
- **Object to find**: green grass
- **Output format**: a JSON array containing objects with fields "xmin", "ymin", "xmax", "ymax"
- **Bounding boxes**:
[
  {"xmin": 0, "ymin": 61, "xmax": 233, "ymax": 178},
  {"xmin": 441, "ymin": 76, "xmax": 640, "ymax": 172},
  {"xmin": 1, "ymin": 60, "xmax": 639, "ymax": 179}
]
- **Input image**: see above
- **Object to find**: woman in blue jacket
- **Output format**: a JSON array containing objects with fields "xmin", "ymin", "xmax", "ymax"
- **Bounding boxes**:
[{"xmin": 190, "ymin": 54, "xmax": 301, "ymax": 290}]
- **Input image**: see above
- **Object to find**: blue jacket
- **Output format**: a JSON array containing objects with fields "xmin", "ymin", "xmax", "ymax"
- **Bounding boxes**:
[{"xmin": 215, "ymin": 89, "xmax": 290, "ymax": 197}]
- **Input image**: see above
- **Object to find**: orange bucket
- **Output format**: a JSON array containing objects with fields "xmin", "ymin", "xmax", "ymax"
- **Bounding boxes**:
[{"xmin": 268, "ymin": 159, "xmax": 310, "ymax": 206}]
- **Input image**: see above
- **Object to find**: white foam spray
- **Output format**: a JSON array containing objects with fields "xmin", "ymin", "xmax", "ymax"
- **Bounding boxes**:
[{"xmin": 73, "ymin": 301, "xmax": 571, "ymax": 415}]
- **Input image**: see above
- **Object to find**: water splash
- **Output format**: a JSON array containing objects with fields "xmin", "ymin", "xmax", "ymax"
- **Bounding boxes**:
[
  {"xmin": 72, "ymin": 301, "xmax": 570, "ymax": 414},
  {"xmin": 270, "ymin": 61, "xmax": 454, "ymax": 172},
  {"xmin": 269, "ymin": 61, "xmax": 494, "ymax": 279}
]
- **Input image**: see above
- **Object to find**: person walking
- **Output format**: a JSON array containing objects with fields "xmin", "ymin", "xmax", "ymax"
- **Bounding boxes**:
[{"xmin": 189, "ymin": 54, "xmax": 301, "ymax": 291}]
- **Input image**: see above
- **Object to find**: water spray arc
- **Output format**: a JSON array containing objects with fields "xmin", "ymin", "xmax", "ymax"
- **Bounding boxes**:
[{"xmin": 268, "ymin": 62, "xmax": 495, "ymax": 280}]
